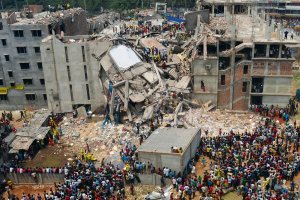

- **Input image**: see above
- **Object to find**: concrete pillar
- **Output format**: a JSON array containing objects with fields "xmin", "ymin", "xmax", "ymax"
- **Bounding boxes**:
[
  {"xmin": 212, "ymin": 4, "xmax": 215, "ymax": 16},
  {"xmin": 277, "ymin": 23, "xmax": 282, "ymax": 40},
  {"xmin": 229, "ymin": 39, "xmax": 236, "ymax": 109},
  {"xmin": 232, "ymin": 5, "xmax": 235, "ymax": 15},
  {"xmin": 279, "ymin": 44, "xmax": 282, "ymax": 58},
  {"xmin": 224, "ymin": 5, "xmax": 229, "ymax": 20},
  {"xmin": 248, "ymin": 6, "xmax": 251, "ymax": 15},
  {"xmin": 266, "ymin": 44, "xmax": 270, "ymax": 58}
]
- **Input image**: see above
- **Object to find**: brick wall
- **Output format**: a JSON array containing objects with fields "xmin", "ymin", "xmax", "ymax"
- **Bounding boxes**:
[
  {"xmin": 280, "ymin": 61, "xmax": 293, "ymax": 75},
  {"xmin": 233, "ymin": 98, "xmax": 249, "ymax": 110},
  {"xmin": 217, "ymin": 88, "xmax": 230, "ymax": 107},
  {"xmin": 267, "ymin": 62, "xmax": 278, "ymax": 75},
  {"xmin": 219, "ymin": 69, "xmax": 231, "ymax": 86},
  {"xmin": 252, "ymin": 62, "xmax": 266, "ymax": 76}
]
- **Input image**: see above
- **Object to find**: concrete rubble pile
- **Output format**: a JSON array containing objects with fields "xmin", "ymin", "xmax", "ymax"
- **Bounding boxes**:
[
  {"xmin": 183, "ymin": 108, "xmax": 262, "ymax": 136},
  {"xmin": 59, "ymin": 116, "xmax": 139, "ymax": 162}
]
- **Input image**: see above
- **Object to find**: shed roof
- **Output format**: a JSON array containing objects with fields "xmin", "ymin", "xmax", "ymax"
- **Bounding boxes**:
[
  {"xmin": 10, "ymin": 136, "xmax": 35, "ymax": 150},
  {"xmin": 138, "ymin": 128, "xmax": 200, "ymax": 154}
]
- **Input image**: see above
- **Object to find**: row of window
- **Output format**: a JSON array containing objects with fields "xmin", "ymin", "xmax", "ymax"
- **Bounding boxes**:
[
  {"xmin": 0, "ymin": 94, "xmax": 47, "ymax": 101},
  {"xmin": 13, "ymin": 30, "xmax": 42, "ymax": 37},
  {"xmin": 0, "ymin": 77, "xmax": 45, "ymax": 86},
  {"xmin": 16, "ymin": 46, "xmax": 40, "ymax": 54},
  {"xmin": 1, "ymin": 39, "xmax": 41, "ymax": 55},
  {"xmin": 3, "ymin": 62, "xmax": 43, "ymax": 70}
]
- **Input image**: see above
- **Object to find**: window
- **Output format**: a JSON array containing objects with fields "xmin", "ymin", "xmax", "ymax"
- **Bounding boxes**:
[
  {"xmin": 37, "ymin": 62, "xmax": 43, "ymax": 69},
  {"xmin": 243, "ymin": 65, "xmax": 248, "ymax": 74},
  {"xmin": 23, "ymin": 78, "xmax": 33, "ymax": 85},
  {"xmin": 67, "ymin": 66, "xmax": 71, "ymax": 81},
  {"xmin": 0, "ymin": 79, "xmax": 3, "ymax": 85},
  {"xmin": 1, "ymin": 39, "xmax": 6, "ymax": 46},
  {"xmin": 40, "ymin": 79, "xmax": 45, "ymax": 85},
  {"xmin": 242, "ymin": 82, "xmax": 247, "ymax": 92},
  {"xmin": 221, "ymin": 75, "xmax": 225, "ymax": 85},
  {"xmin": 10, "ymin": 82, "xmax": 15, "ymax": 87},
  {"xmin": 13, "ymin": 30, "xmax": 24, "ymax": 37},
  {"xmin": 17, "ymin": 47, "xmax": 27, "ymax": 54},
  {"xmin": 84, "ymin": 65, "xmax": 88, "ymax": 81},
  {"xmin": 82, "ymin": 46, "xmax": 86, "ymax": 62},
  {"xmin": 0, "ymin": 22, "xmax": 3, "ymax": 30},
  {"xmin": 69, "ymin": 84, "xmax": 74, "ymax": 101},
  {"xmin": 25, "ymin": 94, "xmax": 36, "ymax": 101},
  {"xmin": 4, "ymin": 55, "xmax": 9, "ymax": 61},
  {"xmin": 34, "ymin": 47, "xmax": 41, "ymax": 53},
  {"xmin": 86, "ymin": 84, "xmax": 90, "ymax": 100},
  {"xmin": 8, "ymin": 71, "xmax": 13, "ymax": 77},
  {"xmin": 43, "ymin": 94, "xmax": 47, "ymax": 101},
  {"xmin": 20, "ymin": 63, "xmax": 30, "ymax": 69},
  {"xmin": 31, "ymin": 30, "xmax": 42, "ymax": 37},
  {"xmin": 65, "ymin": 46, "xmax": 69, "ymax": 62},
  {"xmin": 0, "ymin": 95, "xmax": 8, "ymax": 101}
]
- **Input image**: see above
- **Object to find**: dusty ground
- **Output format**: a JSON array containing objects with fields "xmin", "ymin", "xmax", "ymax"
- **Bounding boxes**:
[
  {"xmin": 24, "ymin": 144, "xmax": 72, "ymax": 168},
  {"xmin": 2, "ymin": 185, "xmax": 54, "ymax": 199}
]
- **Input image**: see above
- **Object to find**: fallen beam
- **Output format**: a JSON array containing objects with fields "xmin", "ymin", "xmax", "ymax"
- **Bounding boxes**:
[
  {"xmin": 109, "ymin": 89, "xmax": 115, "ymax": 121},
  {"xmin": 113, "ymin": 80, "xmax": 126, "ymax": 88},
  {"xmin": 152, "ymin": 61, "xmax": 164, "ymax": 89},
  {"xmin": 124, "ymin": 80, "xmax": 129, "ymax": 111},
  {"xmin": 174, "ymin": 102, "xmax": 183, "ymax": 125}
]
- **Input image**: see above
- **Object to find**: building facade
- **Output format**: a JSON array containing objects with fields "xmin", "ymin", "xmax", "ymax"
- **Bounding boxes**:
[
  {"xmin": 191, "ymin": 2, "xmax": 298, "ymax": 110},
  {"xmin": 41, "ymin": 36, "xmax": 110, "ymax": 113},
  {"xmin": 0, "ymin": 8, "xmax": 88, "ymax": 110}
]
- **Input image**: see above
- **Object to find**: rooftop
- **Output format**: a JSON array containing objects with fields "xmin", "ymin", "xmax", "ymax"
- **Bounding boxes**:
[
  {"xmin": 138, "ymin": 128, "xmax": 200, "ymax": 154},
  {"xmin": 4, "ymin": 8, "xmax": 85, "ymax": 25},
  {"xmin": 109, "ymin": 45, "xmax": 142, "ymax": 71}
]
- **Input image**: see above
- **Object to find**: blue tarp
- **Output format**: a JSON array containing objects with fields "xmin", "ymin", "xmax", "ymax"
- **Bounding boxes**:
[{"xmin": 166, "ymin": 15, "xmax": 185, "ymax": 23}]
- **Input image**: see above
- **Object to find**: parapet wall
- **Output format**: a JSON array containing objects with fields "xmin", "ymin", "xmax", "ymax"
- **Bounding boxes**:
[{"xmin": 3, "ymin": 173, "xmax": 64, "ymax": 185}]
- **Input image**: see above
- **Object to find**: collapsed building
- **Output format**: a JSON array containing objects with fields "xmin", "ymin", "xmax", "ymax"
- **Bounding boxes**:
[{"xmin": 98, "ymin": 41, "xmax": 194, "ymax": 124}]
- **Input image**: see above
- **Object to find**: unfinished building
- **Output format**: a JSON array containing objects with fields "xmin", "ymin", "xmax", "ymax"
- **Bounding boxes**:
[
  {"xmin": 188, "ymin": 3, "xmax": 298, "ymax": 110},
  {"xmin": 0, "ymin": 8, "xmax": 88, "ymax": 110}
]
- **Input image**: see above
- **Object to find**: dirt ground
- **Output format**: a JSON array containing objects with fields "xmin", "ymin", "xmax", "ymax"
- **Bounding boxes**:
[
  {"xmin": 2, "ymin": 184, "xmax": 156, "ymax": 200},
  {"xmin": 2, "ymin": 185, "xmax": 54, "ymax": 199},
  {"xmin": 24, "ymin": 144, "xmax": 72, "ymax": 168}
]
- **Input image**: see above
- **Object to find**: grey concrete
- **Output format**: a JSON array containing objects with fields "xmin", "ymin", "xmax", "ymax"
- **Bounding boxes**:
[
  {"xmin": 0, "ymin": 17, "xmax": 48, "ymax": 110},
  {"xmin": 184, "ymin": 10, "xmax": 210, "ymax": 31},
  {"xmin": 139, "ymin": 174, "xmax": 172, "ymax": 186},
  {"xmin": 41, "ymin": 36, "xmax": 110, "ymax": 113},
  {"xmin": 263, "ymin": 77, "xmax": 292, "ymax": 95},
  {"xmin": 5, "ymin": 173, "xmax": 64, "ymax": 184},
  {"xmin": 138, "ymin": 128, "xmax": 201, "ymax": 173},
  {"xmin": 191, "ymin": 58, "xmax": 218, "ymax": 105}
]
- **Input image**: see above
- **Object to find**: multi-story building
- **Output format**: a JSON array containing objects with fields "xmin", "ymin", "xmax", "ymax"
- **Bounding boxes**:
[
  {"xmin": 191, "ymin": 5, "xmax": 299, "ymax": 110},
  {"xmin": 41, "ymin": 35, "xmax": 111, "ymax": 113},
  {"xmin": 0, "ymin": 8, "xmax": 88, "ymax": 110}
]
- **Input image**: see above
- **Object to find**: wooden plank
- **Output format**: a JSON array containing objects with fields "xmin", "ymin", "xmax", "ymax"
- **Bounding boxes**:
[{"xmin": 124, "ymin": 80, "xmax": 129, "ymax": 111}]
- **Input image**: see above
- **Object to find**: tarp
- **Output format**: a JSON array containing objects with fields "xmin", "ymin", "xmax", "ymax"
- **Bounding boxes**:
[{"xmin": 166, "ymin": 15, "xmax": 185, "ymax": 24}]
